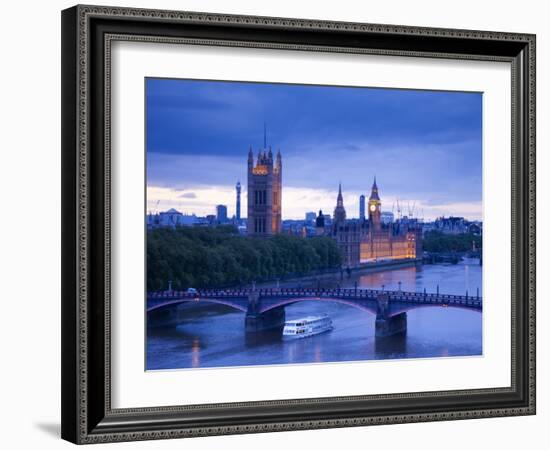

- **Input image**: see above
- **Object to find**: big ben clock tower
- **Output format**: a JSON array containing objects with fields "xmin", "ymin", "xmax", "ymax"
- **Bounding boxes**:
[{"xmin": 368, "ymin": 177, "xmax": 381, "ymax": 232}]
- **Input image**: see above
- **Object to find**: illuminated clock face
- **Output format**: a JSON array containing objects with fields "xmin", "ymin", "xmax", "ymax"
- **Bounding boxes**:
[{"xmin": 370, "ymin": 204, "xmax": 376, "ymax": 212}]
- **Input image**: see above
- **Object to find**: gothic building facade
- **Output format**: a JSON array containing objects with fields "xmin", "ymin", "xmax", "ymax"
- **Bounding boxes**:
[
  {"xmin": 331, "ymin": 184, "xmax": 362, "ymax": 268},
  {"xmin": 247, "ymin": 146, "xmax": 282, "ymax": 236},
  {"xmin": 317, "ymin": 179, "xmax": 422, "ymax": 268}
]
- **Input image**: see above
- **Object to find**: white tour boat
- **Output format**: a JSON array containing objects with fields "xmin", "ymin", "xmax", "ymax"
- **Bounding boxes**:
[{"xmin": 282, "ymin": 315, "xmax": 333, "ymax": 339}]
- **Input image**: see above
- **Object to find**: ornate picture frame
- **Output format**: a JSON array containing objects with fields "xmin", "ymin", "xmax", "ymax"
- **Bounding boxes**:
[{"xmin": 61, "ymin": 5, "xmax": 536, "ymax": 444}]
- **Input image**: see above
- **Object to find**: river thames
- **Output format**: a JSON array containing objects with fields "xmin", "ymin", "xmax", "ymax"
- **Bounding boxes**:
[{"xmin": 146, "ymin": 259, "xmax": 482, "ymax": 370}]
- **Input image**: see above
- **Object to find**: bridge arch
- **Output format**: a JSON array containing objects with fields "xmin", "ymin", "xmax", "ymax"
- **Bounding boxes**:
[
  {"xmin": 387, "ymin": 302, "xmax": 482, "ymax": 316},
  {"xmin": 259, "ymin": 296, "xmax": 378, "ymax": 316},
  {"xmin": 259, "ymin": 296, "xmax": 481, "ymax": 318},
  {"xmin": 147, "ymin": 297, "xmax": 248, "ymax": 314}
]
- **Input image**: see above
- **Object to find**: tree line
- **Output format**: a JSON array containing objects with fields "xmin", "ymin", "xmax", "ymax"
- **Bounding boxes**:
[
  {"xmin": 147, "ymin": 226, "xmax": 342, "ymax": 291},
  {"xmin": 422, "ymin": 230, "xmax": 482, "ymax": 253}
]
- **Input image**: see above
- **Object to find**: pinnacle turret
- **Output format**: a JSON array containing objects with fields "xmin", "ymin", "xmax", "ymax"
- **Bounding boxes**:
[
  {"xmin": 334, "ymin": 183, "xmax": 347, "ymax": 224},
  {"xmin": 369, "ymin": 176, "xmax": 380, "ymax": 201}
]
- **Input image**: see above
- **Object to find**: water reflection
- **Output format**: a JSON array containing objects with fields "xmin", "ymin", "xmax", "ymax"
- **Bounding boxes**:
[
  {"xmin": 357, "ymin": 266, "xmax": 417, "ymax": 292},
  {"xmin": 314, "ymin": 343, "xmax": 322, "ymax": 363},
  {"xmin": 351, "ymin": 259, "xmax": 481, "ymax": 296},
  {"xmin": 191, "ymin": 337, "xmax": 200, "ymax": 368},
  {"xmin": 374, "ymin": 333, "xmax": 407, "ymax": 358}
]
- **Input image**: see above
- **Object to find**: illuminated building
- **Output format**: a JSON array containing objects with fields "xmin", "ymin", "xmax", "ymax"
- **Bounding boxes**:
[
  {"xmin": 247, "ymin": 145, "xmax": 282, "ymax": 236},
  {"xmin": 318, "ymin": 179, "xmax": 422, "ymax": 268},
  {"xmin": 368, "ymin": 177, "xmax": 382, "ymax": 232}
]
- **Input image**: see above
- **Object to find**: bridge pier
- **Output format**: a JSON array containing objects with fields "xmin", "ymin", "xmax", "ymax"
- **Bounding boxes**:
[
  {"xmin": 375, "ymin": 293, "xmax": 407, "ymax": 338},
  {"xmin": 245, "ymin": 308, "xmax": 286, "ymax": 334},
  {"xmin": 245, "ymin": 291, "xmax": 286, "ymax": 335},
  {"xmin": 375, "ymin": 312, "xmax": 407, "ymax": 338}
]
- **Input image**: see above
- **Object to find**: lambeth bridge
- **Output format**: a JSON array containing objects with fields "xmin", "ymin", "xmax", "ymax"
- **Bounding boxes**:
[{"xmin": 147, "ymin": 287, "xmax": 482, "ymax": 337}]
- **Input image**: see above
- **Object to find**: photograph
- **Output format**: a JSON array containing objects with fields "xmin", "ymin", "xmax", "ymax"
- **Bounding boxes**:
[{"xmin": 145, "ymin": 78, "xmax": 483, "ymax": 371}]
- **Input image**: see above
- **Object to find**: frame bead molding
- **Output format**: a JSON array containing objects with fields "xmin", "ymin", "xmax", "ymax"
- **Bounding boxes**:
[
  {"xmin": 62, "ymin": 4, "xmax": 536, "ymax": 444},
  {"xmin": 77, "ymin": 4, "xmax": 536, "ymax": 42}
]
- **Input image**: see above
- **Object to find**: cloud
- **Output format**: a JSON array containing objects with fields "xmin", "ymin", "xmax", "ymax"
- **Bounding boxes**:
[
  {"xmin": 148, "ymin": 93, "xmax": 229, "ymax": 112},
  {"xmin": 146, "ymin": 78, "xmax": 482, "ymax": 158},
  {"xmin": 147, "ymin": 153, "xmax": 246, "ymax": 190},
  {"xmin": 145, "ymin": 78, "xmax": 483, "ymax": 221},
  {"xmin": 147, "ymin": 184, "xmax": 482, "ymax": 221},
  {"xmin": 178, "ymin": 192, "xmax": 197, "ymax": 199},
  {"xmin": 147, "ymin": 185, "xmax": 237, "ymax": 217},
  {"xmin": 147, "ymin": 138, "xmax": 482, "ymax": 208}
]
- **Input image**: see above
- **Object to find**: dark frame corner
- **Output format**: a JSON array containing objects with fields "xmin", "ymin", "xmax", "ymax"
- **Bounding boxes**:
[{"xmin": 61, "ymin": 4, "xmax": 536, "ymax": 444}]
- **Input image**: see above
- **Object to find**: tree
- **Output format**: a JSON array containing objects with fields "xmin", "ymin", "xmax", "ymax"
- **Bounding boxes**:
[
  {"xmin": 147, "ymin": 227, "xmax": 343, "ymax": 289},
  {"xmin": 423, "ymin": 230, "xmax": 482, "ymax": 253}
]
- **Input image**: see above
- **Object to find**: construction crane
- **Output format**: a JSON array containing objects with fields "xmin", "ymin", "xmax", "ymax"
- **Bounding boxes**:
[{"xmin": 396, "ymin": 199, "xmax": 402, "ymax": 220}]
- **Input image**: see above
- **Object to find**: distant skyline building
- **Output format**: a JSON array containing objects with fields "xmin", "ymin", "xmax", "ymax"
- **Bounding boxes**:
[
  {"xmin": 381, "ymin": 211, "xmax": 394, "ymax": 225},
  {"xmin": 434, "ymin": 216, "xmax": 467, "ymax": 234},
  {"xmin": 315, "ymin": 210, "xmax": 325, "ymax": 236},
  {"xmin": 305, "ymin": 212, "xmax": 317, "ymax": 223},
  {"xmin": 359, "ymin": 195, "xmax": 366, "ymax": 221},
  {"xmin": 147, "ymin": 208, "xmax": 198, "ymax": 229},
  {"xmin": 216, "ymin": 204, "xmax": 228, "ymax": 223},
  {"xmin": 235, "ymin": 181, "xmax": 241, "ymax": 221}
]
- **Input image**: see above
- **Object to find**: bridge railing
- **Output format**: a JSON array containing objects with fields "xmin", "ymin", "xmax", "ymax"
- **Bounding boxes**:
[{"xmin": 146, "ymin": 287, "xmax": 482, "ymax": 307}]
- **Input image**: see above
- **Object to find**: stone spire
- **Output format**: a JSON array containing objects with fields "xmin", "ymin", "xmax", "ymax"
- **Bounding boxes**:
[
  {"xmin": 316, "ymin": 209, "xmax": 325, "ymax": 228},
  {"xmin": 369, "ymin": 176, "xmax": 380, "ymax": 201},
  {"xmin": 368, "ymin": 176, "xmax": 381, "ymax": 232},
  {"xmin": 248, "ymin": 146, "xmax": 254, "ymax": 170},
  {"xmin": 334, "ymin": 183, "xmax": 347, "ymax": 224}
]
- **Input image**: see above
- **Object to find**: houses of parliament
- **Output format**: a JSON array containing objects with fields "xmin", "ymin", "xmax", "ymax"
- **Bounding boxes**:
[
  {"xmin": 317, "ymin": 178, "xmax": 423, "ymax": 268},
  {"xmin": 246, "ymin": 147, "xmax": 422, "ymax": 268}
]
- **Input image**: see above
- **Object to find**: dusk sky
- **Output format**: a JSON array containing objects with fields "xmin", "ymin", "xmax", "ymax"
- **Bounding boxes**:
[{"xmin": 146, "ymin": 78, "xmax": 482, "ymax": 221}]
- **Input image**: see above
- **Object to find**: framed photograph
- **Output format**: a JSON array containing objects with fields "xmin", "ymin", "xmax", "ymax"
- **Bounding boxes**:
[{"xmin": 61, "ymin": 5, "xmax": 536, "ymax": 444}]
